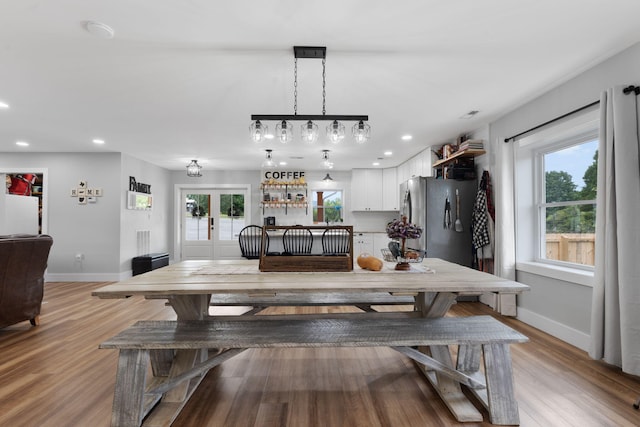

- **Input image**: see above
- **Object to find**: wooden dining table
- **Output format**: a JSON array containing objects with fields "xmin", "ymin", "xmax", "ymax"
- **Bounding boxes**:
[{"xmin": 93, "ymin": 258, "xmax": 530, "ymax": 425}]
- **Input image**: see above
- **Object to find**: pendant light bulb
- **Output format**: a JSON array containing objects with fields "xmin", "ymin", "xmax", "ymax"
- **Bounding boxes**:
[
  {"xmin": 321, "ymin": 149, "xmax": 334, "ymax": 169},
  {"xmin": 262, "ymin": 149, "xmax": 276, "ymax": 168},
  {"xmin": 327, "ymin": 120, "xmax": 345, "ymax": 144},
  {"xmin": 352, "ymin": 120, "xmax": 371, "ymax": 144},
  {"xmin": 276, "ymin": 120, "xmax": 293, "ymax": 144},
  {"xmin": 250, "ymin": 120, "xmax": 268, "ymax": 143},
  {"xmin": 301, "ymin": 120, "xmax": 319, "ymax": 143}
]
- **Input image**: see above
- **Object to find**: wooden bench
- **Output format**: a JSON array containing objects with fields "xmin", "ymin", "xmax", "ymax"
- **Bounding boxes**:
[{"xmin": 100, "ymin": 315, "xmax": 528, "ymax": 426}]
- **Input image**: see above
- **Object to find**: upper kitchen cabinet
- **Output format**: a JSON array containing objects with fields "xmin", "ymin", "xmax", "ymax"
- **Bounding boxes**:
[
  {"xmin": 382, "ymin": 168, "xmax": 398, "ymax": 211},
  {"xmin": 397, "ymin": 148, "xmax": 434, "ymax": 184},
  {"xmin": 352, "ymin": 168, "xmax": 399, "ymax": 212},
  {"xmin": 351, "ymin": 169, "xmax": 382, "ymax": 211}
]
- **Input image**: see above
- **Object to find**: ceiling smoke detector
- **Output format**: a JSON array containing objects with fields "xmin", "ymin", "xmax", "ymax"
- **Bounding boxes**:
[{"xmin": 84, "ymin": 21, "xmax": 115, "ymax": 39}]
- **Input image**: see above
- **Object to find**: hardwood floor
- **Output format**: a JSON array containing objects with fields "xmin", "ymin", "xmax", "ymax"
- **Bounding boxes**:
[{"xmin": 1, "ymin": 282, "xmax": 639, "ymax": 427}]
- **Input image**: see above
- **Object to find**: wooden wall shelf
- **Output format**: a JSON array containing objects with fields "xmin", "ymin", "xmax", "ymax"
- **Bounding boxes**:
[{"xmin": 432, "ymin": 148, "xmax": 486, "ymax": 168}]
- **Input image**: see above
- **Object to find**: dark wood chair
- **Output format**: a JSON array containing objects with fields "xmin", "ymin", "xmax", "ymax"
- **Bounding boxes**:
[
  {"xmin": 282, "ymin": 227, "xmax": 313, "ymax": 255},
  {"xmin": 322, "ymin": 228, "xmax": 351, "ymax": 255},
  {"xmin": 238, "ymin": 225, "xmax": 263, "ymax": 259}
]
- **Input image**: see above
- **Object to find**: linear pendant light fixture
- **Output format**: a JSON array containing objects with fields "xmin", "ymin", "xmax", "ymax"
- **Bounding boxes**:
[{"xmin": 250, "ymin": 46, "xmax": 370, "ymax": 144}]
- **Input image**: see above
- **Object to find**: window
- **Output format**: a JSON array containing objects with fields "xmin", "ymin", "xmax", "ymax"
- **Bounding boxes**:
[
  {"xmin": 539, "ymin": 138, "xmax": 598, "ymax": 267},
  {"xmin": 312, "ymin": 190, "xmax": 343, "ymax": 224},
  {"xmin": 514, "ymin": 109, "xmax": 599, "ymax": 274}
]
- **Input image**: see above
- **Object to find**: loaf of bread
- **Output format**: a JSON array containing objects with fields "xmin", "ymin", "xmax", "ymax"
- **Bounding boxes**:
[{"xmin": 356, "ymin": 253, "xmax": 383, "ymax": 271}]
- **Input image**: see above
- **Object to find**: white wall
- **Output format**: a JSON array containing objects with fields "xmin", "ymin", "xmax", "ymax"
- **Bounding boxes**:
[
  {"xmin": 487, "ymin": 41, "xmax": 640, "ymax": 349},
  {"xmin": 120, "ymin": 154, "xmax": 173, "ymax": 274},
  {"xmin": 0, "ymin": 153, "xmax": 175, "ymax": 281},
  {"xmin": 0, "ymin": 153, "xmax": 122, "ymax": 279}
]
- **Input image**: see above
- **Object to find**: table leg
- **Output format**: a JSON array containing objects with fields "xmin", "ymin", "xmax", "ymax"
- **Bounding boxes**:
[
  {"xmin": 169, "ymin": 294, "xmax": 211, "ymax": 320},
  {"xmin": 415, "ymin": 292, "xmax": 457, "ymax": 318}
]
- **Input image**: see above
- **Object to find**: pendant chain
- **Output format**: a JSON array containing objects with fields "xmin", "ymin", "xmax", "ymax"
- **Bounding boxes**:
[
  {"xmin": 294, "ymin": 58, "xmax": 298, "ymax": 116},
  {"xmin": 322, "ymin": 58, "xmax": 326, "ymax": 116}
]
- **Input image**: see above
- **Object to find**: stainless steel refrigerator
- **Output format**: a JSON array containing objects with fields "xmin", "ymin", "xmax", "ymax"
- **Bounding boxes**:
[{"xmin": 399, "ymin": 177, "xmax": 478, "ymax": 267}]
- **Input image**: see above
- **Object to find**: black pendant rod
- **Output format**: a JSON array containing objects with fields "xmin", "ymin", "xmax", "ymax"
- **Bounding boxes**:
[
  {"xmin": 251, "ymin": 114, "xmax": 368, "ymax": 121},
  {"xmin": 504, "ymin": 100, "xmax": 600, "ymax": 143}
]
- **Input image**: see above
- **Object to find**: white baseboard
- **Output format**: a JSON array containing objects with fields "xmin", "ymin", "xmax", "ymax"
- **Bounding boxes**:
[
  {"xmin": 45, "ymin": 271, "xmax": 132, "ymax": 282},
  {"xmin": 516, "ymin": 307, "xmax": 590, "ymax": 352}
]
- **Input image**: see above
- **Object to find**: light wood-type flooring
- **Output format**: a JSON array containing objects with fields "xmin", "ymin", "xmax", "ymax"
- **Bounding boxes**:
[{"xmin": 1, "ymin": 281, "xmax": 639, "ymax": 427}]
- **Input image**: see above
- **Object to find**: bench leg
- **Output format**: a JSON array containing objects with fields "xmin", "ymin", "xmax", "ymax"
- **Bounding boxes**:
[
  {"xmin": 483, "ymin": 343, "xmax": 520, "ymax": 425},
  {"xmin": 150, "ymin": 349, "xmax": 174, "ymax": 377},
  {"xmin": 162, "ymin": 349, "xmax": 203, "ymax": 402},
  {"xmin": 111, "ymin": 349, "xmax": 149, "ymax": 427},
  {"xmin": 425, "ymin": 345, "xmax": 483, "ymax": 422}
]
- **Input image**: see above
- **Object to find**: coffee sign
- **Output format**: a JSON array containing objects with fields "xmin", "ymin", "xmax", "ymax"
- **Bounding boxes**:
[{"xmin": 263, "ymin": 171, "xmax": 305, "ymax": 180}]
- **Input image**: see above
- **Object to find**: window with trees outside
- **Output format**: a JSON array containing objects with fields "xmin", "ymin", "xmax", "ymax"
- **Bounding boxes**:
[
  {"xmin": 538, "ymin": 136, "xmax": 598, "ymax": 267},
  {"xmin": 312, "ymin": 190, "xmax": 343, "ymax": 224}
]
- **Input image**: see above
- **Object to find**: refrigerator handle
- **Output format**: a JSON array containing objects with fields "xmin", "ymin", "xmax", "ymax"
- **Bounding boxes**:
[{"xmin": 403, "ymin": 189, "xmax": 412, "ymax": 223}]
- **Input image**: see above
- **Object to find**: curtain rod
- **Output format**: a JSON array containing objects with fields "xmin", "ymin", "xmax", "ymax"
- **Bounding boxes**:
[
  {"xmin": 504, "ymin": 85, "xmax": 639, "ymax": 143},
  {"xmin": 503, "ymin": 100, "xmax": 600, "ymax": 143}
]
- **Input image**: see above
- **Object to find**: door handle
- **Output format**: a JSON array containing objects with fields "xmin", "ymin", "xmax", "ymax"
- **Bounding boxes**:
[{"xmin": 210, "ymin": 217, "xmax": 214, "ymax": 229}]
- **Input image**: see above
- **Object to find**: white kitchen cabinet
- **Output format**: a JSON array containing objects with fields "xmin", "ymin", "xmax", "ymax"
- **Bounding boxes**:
[
  {"xmin": 409, "ymin": 154, "xmax": 422, "ymax": 178},
  {"xmin": 353, "ymin": 232, "xmax": 392, "ymax": 259},
  {"xmin": 372, "ymin": 233, "xmax": 391, "ymax": 257},
  {"xmin": 382, "ymin": 168, "xmax": 398, "ymax": 211},
  {"xmin": 397, "ymin": 161, "xmax": 409, "ymax": 185},
  {"xmin": 353, "ymin": 232, "xmax": 373, "ymax": 255},
  {"xmin": 420, "ymin": 149, "xmax": 434, "ymax": 177},
  {"xmin": 351, "ymin": 169, "xmax": 383, "ymax": 211}
]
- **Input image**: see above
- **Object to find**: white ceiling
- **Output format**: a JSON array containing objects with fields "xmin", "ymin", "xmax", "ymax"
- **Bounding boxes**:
[{"xmin": 2, "ymin": 0, "xmax": 640, "ymax": 172}]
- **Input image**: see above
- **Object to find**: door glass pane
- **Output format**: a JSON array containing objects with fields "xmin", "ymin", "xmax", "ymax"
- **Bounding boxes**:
[
  {"xmin": 218, "ymin": 193, "xmax": 245, "ymax": 241},
  {"xmin": 185, "ymin": 194, "xmax": 211, "ymax": 241}
]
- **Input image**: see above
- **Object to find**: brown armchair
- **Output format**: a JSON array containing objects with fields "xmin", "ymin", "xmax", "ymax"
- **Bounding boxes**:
[{"xmin": 0, "ymin": 234, "xmax": 53, "ymax": 328}]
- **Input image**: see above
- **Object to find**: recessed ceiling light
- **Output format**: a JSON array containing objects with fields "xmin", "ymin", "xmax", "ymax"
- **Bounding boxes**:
[
  {"xmin": 84, "ymin": 21, "xmax": 115, "ymax": 39},
  {"xmin": 279, "ymin": 161, "xmax": 287, "ymax": 166},
  {"xmin": 401, "ymin": 135, "xmax": 412, "ymax": 141},
  {"xmin": 384, "ymin": 151, "xmax": 393, "ymax": 156},
  {"xmin": 372, "ymin": 162, "xmax": 380, "ymax": 166},
  {"xmin": 92, "ymin": 138, "xmax": 105, "ymax": 144},
  {"xmin": 0, "ymin": 101, "xmax": 9, "ymax": 109},
  {"xmin": 16, "ymin": 141, "xmax": 29, "ymax": 147}
]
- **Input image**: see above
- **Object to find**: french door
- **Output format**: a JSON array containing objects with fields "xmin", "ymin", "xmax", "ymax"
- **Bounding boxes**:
[{"xmin": 181, "ymin": 188, "xmax": 247, "ymax": 260}]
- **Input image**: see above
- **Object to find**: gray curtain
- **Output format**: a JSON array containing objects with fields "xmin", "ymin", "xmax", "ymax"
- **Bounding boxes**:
[{"xmin": 589, "ymin": 86, "xmax": 640, "ymax": 375}]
